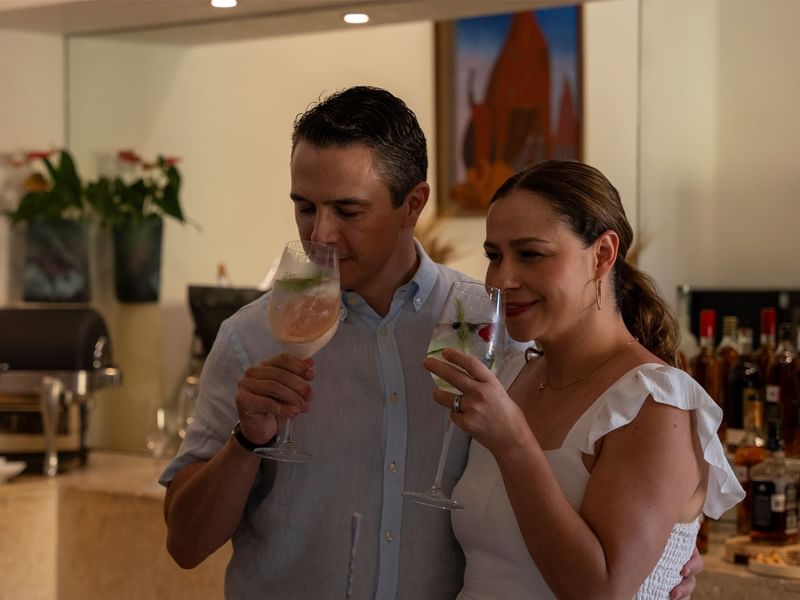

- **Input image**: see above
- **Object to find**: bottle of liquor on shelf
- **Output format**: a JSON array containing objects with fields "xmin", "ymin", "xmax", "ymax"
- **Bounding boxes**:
[
  {"xmin": 717, "ymin": 316, "xmax": 740, "ymax": 442},
  {"xmin": 726, "ymin": 327, "xmax": 761, "ymax": 448},
  {"xmin": 749, "ymin": 422, "xmax": 800, "ymax": 544},
  {"xmin": 766, "ymin": 323, "xmax": 800, "ymax": 456},
  {"xmin": 216, "ymin": 262, "xmax": 233, "ymax": 287},
  {"xmin": 755, "ymin": 307, "xmax": 777, "ymax": 379},
  {"xmin": 733, "ymin": 360, "xmax": 766, "ymax": 535},
  {"xmin": 691, "ymin": 309, "xmax": 724, "ymax": 418}
]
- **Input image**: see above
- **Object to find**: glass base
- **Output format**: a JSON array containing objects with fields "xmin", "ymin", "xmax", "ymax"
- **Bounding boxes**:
[
  {"xmin": 403, "ymin": 489, "xmax": 464, "ymax": 511},
  {"xmin": 254, "ymin": 443, "xmax": 312, "ymax": 463}
]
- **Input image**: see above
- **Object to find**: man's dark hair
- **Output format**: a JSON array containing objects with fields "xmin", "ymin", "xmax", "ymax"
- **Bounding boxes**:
[{"xmin": 292, "ymin": 86, "xmax": 427, "ymax": 208}]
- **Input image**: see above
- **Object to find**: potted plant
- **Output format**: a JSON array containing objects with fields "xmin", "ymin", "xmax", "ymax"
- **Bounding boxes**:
[
  {"xmin": 4, "ymin": 150, "xmax": 91, "ymax": 302},
  {"xmin": 86, "ymin": 150, "xmax": 186, "ymax": 302}
]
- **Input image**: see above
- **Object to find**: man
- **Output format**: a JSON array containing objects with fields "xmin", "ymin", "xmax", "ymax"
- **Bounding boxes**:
[
  {"xmin": 163, "ymin": 86, "xmax": 471, "ymax": 599},
  {"xmin": 162, "ymin": 86, "xmax": 701, "ymax": 599}
]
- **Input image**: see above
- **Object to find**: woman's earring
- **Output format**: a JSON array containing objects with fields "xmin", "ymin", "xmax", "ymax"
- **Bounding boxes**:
[{"xmin": 595, "ymin": 278, "xmax": 602, "ymax": 311}]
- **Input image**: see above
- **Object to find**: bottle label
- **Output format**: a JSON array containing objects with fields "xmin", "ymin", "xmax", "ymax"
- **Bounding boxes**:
[
  {"xmin": 766, "ymin": 385, "xmax": 780, "ymax": 403},
  {"xmin": 752, "ymin": 480, "xmax": 799, "ymax": 535},
  {"xmin": 743, "ymin": 387, "xmax": 763, "ymax": 432},
  {"xmin": 771, "ymin": 493, "xmax": 787, "ymax": 512}
]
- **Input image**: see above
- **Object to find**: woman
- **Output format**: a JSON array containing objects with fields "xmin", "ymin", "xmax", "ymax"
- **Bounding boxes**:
[{"xmin": 425, "ymin": 161, "xmax": 743, "ymax": 599}]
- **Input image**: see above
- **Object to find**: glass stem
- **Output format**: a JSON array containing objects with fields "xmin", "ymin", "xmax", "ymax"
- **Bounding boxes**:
[
  {"xmin": 280, "ymin": 417, "xmax": 295, "ymax": 447},
  {"xmin": 432, "ymin": 419, "xmax": 455, "ymax": 493}
]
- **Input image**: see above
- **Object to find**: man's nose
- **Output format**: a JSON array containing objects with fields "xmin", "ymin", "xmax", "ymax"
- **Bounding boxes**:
[{"xmin": 309, "ymin": 209, "xmax": 338, "ymax": 245}]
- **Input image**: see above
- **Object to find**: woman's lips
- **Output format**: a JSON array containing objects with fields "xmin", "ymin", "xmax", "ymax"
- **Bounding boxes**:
[{"xmin": 505, "ymin": 301, "xmax": 536, "ymax": 318}]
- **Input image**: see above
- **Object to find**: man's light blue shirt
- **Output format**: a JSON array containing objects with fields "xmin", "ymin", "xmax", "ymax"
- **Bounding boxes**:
[{"xmin": 162, "ymin": 244, "xmax": 472, "ymax": 599}]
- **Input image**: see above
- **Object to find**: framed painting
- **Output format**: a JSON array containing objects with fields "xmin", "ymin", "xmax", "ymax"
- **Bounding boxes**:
[{"xmin": 436, "ymin": 5, "xmax": 582, "ymax": 215}]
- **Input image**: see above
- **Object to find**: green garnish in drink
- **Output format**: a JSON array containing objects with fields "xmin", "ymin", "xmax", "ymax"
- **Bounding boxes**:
[{"xmin": 273, "ymin": 272, "xmax": 327, "ymax": 293}]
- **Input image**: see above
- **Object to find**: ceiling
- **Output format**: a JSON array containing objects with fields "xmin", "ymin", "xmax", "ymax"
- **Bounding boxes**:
[{"xmin": 0, "ymin": 0, "xmax": 582, "ymax": 43}]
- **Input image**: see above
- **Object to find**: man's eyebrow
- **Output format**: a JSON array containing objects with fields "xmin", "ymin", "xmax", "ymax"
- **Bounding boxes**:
[{"xmin": 290, "ymin": 194, "xmax": 369, "ymax": 206}]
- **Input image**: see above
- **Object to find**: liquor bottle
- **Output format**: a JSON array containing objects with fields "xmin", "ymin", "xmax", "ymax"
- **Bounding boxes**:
[
  {"xmin": 749, "ymin": 422, "xmax": 800, "ymax": 544},
  {"xmin": 728, "ymin": 328, "xmax": 764, "ymax": 441},
  {"xmin": 691, "ymin": 309, "xmax": 724, "ymax": 412},
  {"xmin": 733, "ymin": 350, "xmax": 766, "ymax": 536},
  {"xmin": 717, "ymin": 316, "xmax": 740, "ymax": 440},
  {"xmin": 766, "ymin": 324, "xmax": 799, "ymax": 456},
  {"xmin": 216, "ymin": 262, "xmax": 233, "ymax": 287},
  {"xmin": 754, "ymin": 307, "xmax": 777, "ymax": 380}
]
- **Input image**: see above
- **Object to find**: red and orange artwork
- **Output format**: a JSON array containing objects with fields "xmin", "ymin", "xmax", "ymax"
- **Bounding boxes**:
[{"xmin": 437, "ymin": 6, "xmax": 581, "ymax": 215}]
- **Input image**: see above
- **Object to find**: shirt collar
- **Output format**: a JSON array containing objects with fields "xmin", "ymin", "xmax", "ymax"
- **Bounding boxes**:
[
  {"xmin": 406, "ymin": 239, "xmax": 437, "ymax": 313},
  {"xmin": 340, "ymin": 239, "xmax": 439, "ymax": 315}
]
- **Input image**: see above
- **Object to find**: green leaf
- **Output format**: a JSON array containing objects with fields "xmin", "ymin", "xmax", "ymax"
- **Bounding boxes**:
[{"xmin": 273, "ymin": 273, "xmax": 328, "ymax": 293}]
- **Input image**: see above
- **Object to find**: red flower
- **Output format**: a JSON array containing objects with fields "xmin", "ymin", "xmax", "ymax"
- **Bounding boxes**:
[
  {"xmin": 478, "ymin": 324, "xmax": 494, "ymax": 342},
  {"xmin": 161, "ymin": 156, "xmax": 180, "ymax": 167},
  {"xmin": 118, "ymin": 149, "xmax": 142, "ymax": 163},
  {"xmin": 25, "ymin": 150, "xmax": 55, "ymax": 162}
]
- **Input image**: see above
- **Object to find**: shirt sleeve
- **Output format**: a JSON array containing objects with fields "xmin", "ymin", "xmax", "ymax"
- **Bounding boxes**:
[
  {"xmin": 578, "ymin": 364, "xmax": 745, "ymax": 519},
  {"xmin": 159, "ymin": 319, "xmax": 251, "ymax": 486}
]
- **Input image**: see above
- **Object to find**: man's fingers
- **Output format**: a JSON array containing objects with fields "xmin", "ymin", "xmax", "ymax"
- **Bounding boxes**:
[{"xmin": 237, "ymin": 388, "xmax": 300, "ymax": 419}]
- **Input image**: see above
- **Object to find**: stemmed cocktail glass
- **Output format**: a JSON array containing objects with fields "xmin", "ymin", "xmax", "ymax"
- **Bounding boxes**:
[
  {"xmin": 404, "ymin": 280, "xmax": 503, "ymax": 510},
  {"xmin": 255, "ymin": 240, "xmax": 340, "ymax": 463}
]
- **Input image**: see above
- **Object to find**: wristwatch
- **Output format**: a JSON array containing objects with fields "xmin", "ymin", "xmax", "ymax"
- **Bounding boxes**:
[{"xmin": 232, "ymin": 421, "xmax": 274, "ymax": 452}]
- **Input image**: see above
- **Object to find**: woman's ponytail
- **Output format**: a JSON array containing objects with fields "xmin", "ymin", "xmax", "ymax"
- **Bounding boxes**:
[{"xmin": 615, "ymin": 260, "xmax": 679, "ymax": 366}]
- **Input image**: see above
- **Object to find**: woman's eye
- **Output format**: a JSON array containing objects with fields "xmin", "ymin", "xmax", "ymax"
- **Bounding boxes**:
[
  {"xmin": 337, "ymin": 209, "xmax": 359, "ymax": 218},
  {"xmin": 519, "ymin": 251, "xmax": 542, "ymax": 260},
  {"xmin": 297, "ymin": 205, "xmax": 315, "ymax": 215},
  {"xmin": 484, "ymin": 251, "xmax": 500, "ymax": 262}
]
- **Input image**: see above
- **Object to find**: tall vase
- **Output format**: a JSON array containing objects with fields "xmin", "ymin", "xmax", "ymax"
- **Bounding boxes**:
[
  {"xmin": 112, "ymin": 216, "xmax": 163, "ymax": 303},
  {"xmin": 23, "ymin": 217, "xmax": 91, "ymax": 303}
]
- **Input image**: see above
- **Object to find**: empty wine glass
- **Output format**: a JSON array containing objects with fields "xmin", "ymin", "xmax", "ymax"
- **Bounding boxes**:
[
  {"xmin": 255, "ymin": 240, "xmax": 340, "ymax": 463},
  {"xmin": 404, "ymin": 280, "xmax": 503, "ymax": 510}
]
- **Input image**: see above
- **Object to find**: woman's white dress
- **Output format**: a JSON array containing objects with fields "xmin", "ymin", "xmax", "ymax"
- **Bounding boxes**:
[{"xmin": 452, "ymin": 358, "xmax": 744, "ymax": 599}]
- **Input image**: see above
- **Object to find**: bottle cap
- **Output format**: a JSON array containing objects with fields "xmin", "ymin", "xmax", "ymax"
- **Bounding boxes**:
[
  {"xmin": 760, "ymin": 307, "xmax": 776, "ymax": 337},
  {"xmin": 699, "ymin": 309, "xmax": 716, "ymax": 340}
]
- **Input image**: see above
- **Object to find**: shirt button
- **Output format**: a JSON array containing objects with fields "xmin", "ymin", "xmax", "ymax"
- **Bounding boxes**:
[
  {"xmin": 413, "ymin": 297, "xmax": 422, "ymax": 307},
  {"xmin": 389, "ymin": 393, "xmax": 399, "ymax": 404},
  {"xmin": 388, "ymin": 461, "xmax": 399, "ymax": 473},
  {"xmin": 384, "ymin": 530, "xmax": 394, "ymax": 542}
]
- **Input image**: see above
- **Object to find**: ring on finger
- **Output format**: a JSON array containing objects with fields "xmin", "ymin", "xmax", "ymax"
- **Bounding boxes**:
[{"xmin": 452, "ymin": 394, "xmax": 464, "ymax": 414}]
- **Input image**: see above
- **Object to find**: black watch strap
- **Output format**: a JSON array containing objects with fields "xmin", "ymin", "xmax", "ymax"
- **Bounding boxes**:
[{"xmin": 232, "ymin": 421, "xmax": 274, "ymax": 451}]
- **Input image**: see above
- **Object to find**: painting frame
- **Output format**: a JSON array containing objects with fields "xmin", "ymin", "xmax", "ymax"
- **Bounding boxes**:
[{"xmin": 436, "ymin": 5, "xmax": 583, "ymax": 216}]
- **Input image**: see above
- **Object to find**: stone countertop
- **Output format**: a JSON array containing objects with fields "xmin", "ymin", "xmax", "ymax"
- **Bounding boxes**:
[
  {"xmin": 695, "ymin": 521, "xmax": 800, "ymax": 599},
  {"xmin": 1, "ymin": 450, "xmax": 166, "ymax": 498},
  {"xmin": 0, "ymin": 450, "xmax": 229, "ymax": 600}
]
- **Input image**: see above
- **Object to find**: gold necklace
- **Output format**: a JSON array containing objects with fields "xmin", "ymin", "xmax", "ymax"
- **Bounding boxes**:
[{"xmin": 537, "ymin": 338, "xmax": 637, "ymax": 392}]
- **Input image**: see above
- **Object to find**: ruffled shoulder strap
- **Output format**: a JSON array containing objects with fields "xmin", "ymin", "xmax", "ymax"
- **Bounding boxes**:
[{"xmin": 576, "ymin": 363, "xmax": 744, "ymax": 519}]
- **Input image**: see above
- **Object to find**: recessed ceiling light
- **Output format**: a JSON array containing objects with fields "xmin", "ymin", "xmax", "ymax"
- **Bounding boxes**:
[
  {"xmin": 343, "ymin": 13, "xmax": 370, "ymax": 25},
  {"xmin": 211, "ymin": 0, "xmax": 237, "ymax": 8}
]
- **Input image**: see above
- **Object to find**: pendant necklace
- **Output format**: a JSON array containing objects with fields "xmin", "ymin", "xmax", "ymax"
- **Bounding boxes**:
[{"xmin": 537, "ymin": 337, "xmax": 637, "ymax": 392}]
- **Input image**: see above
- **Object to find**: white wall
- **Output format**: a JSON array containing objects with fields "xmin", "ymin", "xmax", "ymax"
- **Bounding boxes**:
[
  {"xmin": 638, "ymin": 0, "xmax": 800, "ymax": 305},
  {"xmin": 714, "ymin": 0, "xmax": 800, "ymax": 286},
  {"xmin": 68, "ymin": 22, "xmax": 438, "ymax": 450},
  {"xmin": 638, "ymin": 0, "xmax": 720, "ymax": 304},
  {"xmin": 0, "ymin": 29, "xmax": 65, "ymax": 304}
]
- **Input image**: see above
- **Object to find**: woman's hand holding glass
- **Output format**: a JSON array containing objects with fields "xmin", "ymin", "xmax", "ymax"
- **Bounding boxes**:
[{"xmin": 424, "ymin": 348, "xmax": 529, "ymax": 456}]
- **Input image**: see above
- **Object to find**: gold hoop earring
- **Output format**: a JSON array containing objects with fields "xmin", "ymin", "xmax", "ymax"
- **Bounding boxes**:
[{"xmin": 595, "ymin": 278, "xmax": 602, "ymax": 311}]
